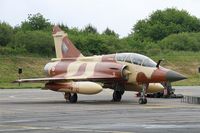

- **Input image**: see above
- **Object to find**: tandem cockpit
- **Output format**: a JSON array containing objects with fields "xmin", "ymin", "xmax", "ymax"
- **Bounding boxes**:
[{"xmin": 115, "ymin": 53, "xmax": 157, "ymax": 67}]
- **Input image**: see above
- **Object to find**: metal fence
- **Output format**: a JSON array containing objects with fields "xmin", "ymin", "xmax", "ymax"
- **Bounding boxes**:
[{"xmin": 181, "ymin": 95, "xmax": 200, "ymax": 104}]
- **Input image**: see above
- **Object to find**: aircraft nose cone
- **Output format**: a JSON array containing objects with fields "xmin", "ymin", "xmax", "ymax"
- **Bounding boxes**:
[{"xmin": 166, "ymin": 70, "xmax": 187, "ymax": 82}]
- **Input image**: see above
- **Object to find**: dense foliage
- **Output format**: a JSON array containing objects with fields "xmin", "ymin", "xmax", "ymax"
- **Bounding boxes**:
[
  {"xmin": 21, "ymin": 13, "xmax": 51, "ymax": 31},
  {"xmin": 1, "ymin": 8, "xmax": 200, "ymax": 57},
  {"xmin": 10, "ymin": 31, "xmax": 54, "ymax": 56},
  {"xmin": 132, "ymin": 8, "xmax": 200, "ymax": 42},
  {"xmin": 0, "ymin": 22, "xmax": 13, "ymax": 46},
  {"xmin": 159, "ymin": 32, "xmax": 200, "ymax": 51}
]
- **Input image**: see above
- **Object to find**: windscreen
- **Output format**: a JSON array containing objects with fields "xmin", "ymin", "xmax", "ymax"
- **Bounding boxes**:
[{"xmin": 115, "ymin": 53, "xmax": 156, "ymax": 67}]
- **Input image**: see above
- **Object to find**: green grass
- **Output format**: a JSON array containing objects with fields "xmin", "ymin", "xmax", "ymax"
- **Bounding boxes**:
[
  {"xmin": 0, "ymin": 83, "xmax": 44, "ymax": 89},
  {"xmin": 0, "ymin": 55, "xmax": 49, "ymax": 89},
  {"xmin": 151, "ymin": 51, "xmax": 200, "ymax": 86},
  {"xmin": 0, "ymin": 52, "xmax": 199, "ymax": 88}
]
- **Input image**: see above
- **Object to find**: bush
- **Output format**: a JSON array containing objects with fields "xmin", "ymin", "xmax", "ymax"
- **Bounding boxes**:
[
  {"xmin": 0, "ymin": 46, "xmax": 27, "ymax": 55},
  {"xmin": 159, "ymin": 32, "xmax": 200, "ymax": 51},
  {"xmin": 21, "ymin": 13, "xmax": 51, "ymax": 31},
  {"xmin": 69, "ymin": 33, "xmax": 120, "ymax": 55}
]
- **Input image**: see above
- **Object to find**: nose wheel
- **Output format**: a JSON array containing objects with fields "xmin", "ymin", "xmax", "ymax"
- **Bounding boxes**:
[
  {"xmin": 139, "ymin": 84, "xmax": 148, "ymax": 104},
  {"xmin": 64, "ymin": 92, "xmax": 78, "ymax": 103},
  {"xmin": 139, "ymin": 97, "xmax": 147, "ymax": 104}
]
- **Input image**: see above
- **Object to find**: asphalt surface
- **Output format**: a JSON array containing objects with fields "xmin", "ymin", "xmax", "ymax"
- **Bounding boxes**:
[{"xmin": 1, "ymin": 86, "xmax": 200, "ymax": 133}]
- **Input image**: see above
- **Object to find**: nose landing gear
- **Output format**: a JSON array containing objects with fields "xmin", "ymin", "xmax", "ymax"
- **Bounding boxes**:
[
  {"xmin": 139, "ymin": 84, "xmax": 148, "ymax": 104},
  {"xmin": 139, "ymin": 97, "xmax": 147, "ymax": 104}
]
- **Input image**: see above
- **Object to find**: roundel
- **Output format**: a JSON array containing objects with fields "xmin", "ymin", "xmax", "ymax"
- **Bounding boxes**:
[{"xmin": 61, "ymin": 41, "xmax": 68, "ymax": 54}]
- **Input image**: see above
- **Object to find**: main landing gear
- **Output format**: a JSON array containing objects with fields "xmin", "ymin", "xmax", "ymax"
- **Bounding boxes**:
[
  {"xmin": 112, "ymin": 83, "xmax": 125, "ymax": 102},
  {"xmin": 64, "ymin": 92, "xmax": 78, "ymax": 103},
  {"xmin": 113, "ymin": 91, "xmax": 123, "ymax": 102},
  {"xmin": 139, "ymin": 84, "xmax": 148, "ymax": 104}
]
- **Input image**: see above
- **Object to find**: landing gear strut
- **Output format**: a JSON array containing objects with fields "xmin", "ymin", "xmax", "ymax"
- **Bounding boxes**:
[
  {"xmin": 64, "ymin": 92, "xmax": 78, "ymax": 103},
  {"xmin": 139, "ymin": 84, "xmax": 148, "ymax": 104}
]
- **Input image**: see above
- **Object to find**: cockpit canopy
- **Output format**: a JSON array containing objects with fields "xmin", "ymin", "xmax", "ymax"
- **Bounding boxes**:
[{"xmin": 115, "ymin": 53, "xmax": 157, "ymax": 67}]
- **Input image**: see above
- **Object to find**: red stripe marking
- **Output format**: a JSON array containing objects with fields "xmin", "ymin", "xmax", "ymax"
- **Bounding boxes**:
[{"xmin": 72, "ymin": 63, "xmax": 87, "ymax": 76}]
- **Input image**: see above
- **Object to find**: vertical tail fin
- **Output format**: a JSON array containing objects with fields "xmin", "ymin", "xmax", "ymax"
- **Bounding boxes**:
[{"xmin": 52, "ymin": 26, "xmax": 83, "ymax": 58}]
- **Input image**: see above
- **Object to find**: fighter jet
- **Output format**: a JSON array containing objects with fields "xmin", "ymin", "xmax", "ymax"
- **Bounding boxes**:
[{"xmin": 14, "ymin": 26, "xmax": 186, "ymax": 104}]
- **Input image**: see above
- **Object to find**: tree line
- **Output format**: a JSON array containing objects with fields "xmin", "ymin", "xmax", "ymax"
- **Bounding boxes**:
[{"xmin": 1, "ymin": 8, "xmax": 200, "ymax": 57}]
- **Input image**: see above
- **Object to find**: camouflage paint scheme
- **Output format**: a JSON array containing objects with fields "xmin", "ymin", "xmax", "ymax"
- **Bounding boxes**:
[{"xmin": 14, "ymin": 26, "xmax": 186, "ymax": 104}]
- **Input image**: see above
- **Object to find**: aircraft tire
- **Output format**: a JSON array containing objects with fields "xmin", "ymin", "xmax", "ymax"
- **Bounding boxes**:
[
  {"xmin": 120, "ymin": 90, "xmax": 125, "ymax": 95},
  {"xmin": 176, "ymin": 94, "xmax": 184, "ymax": 98},
  {"xmin": 139, "ymin": 98, "xmax": 147, "ymax": 104},
  {"xmin": 154, "ymin": 92, "xmax": 161, "ymax": 98},
  {"xmin": 143, "ymin": 98, "xmax": 147, "ymax": 104},
  {"xmin": 113, "ymin": 91, "xmax": 122, "ymax": 102},
  {"xmin": 69, "ymin": 93, "xmax": 78, "ymax": 103},
  {"xmin": 139, "ymin": 98, "xmax": 143, "ymax": 104},
  {"xmin": 64, "ymin": 92, "xmax": 71, "ymax": 101},
  {"xmin": 170, "ymin": 94, "xmax": 176, "ymax": 98}
]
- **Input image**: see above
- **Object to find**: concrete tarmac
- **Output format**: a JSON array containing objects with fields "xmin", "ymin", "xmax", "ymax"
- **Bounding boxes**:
[{"xmin": 0, "ymin": 86, "xmax": 200, "ymax": 133}]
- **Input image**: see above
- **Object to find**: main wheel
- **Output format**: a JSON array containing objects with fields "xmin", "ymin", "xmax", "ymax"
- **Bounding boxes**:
[
  {"xmin": 139, "ymin": 98, "xmax": 143, "ymax": 104},
  {"xmin": 113, "ymin": 91, "xmax": 122, "ymax": 102},
  {"xmin": 69, "ymin": 93, "xmax": 78, "ymax": 103},
  {"xmin": 154, "ymin": 92, "xmax": 161, "ymax": 98},
  {"xmin": 138, "ymin": 98, "xmax": 147, "ymax": 104},
  {"xmin": 64, "ymin": 92, "xmax": 71, "ymax": 102}
]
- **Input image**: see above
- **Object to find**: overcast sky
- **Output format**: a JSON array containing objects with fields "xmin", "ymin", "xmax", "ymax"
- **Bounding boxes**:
[{"xmin": 1, "ymin": 0, "xmax": 200, "ymax": 37}]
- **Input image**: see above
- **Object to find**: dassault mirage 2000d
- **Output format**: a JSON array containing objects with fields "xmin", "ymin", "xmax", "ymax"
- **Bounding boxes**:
[{"xmin": 14, "ymin": 26, "xmax": 186, "ymax": 104}]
